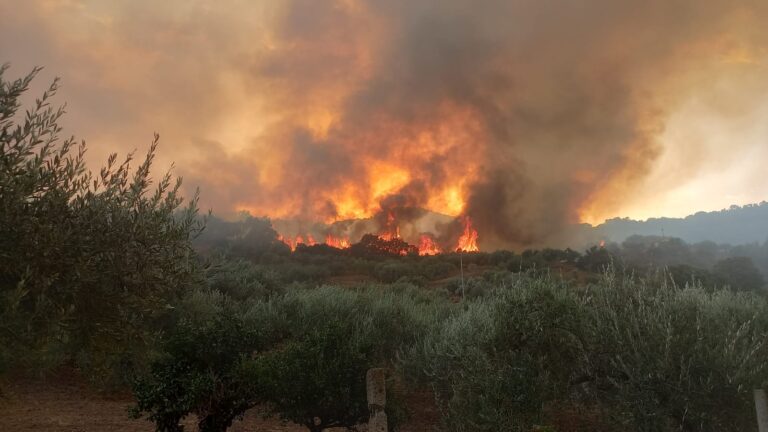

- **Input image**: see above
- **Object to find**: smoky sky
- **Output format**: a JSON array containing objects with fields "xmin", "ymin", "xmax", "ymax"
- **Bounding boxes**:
[{"xmin": 2, "ymin": 0, "xmax": 768, "ymax": 249}]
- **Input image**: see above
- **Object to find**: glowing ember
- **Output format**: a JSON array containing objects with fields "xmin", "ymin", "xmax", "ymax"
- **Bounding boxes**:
[
  {"xmin": 456, "ymin": 216, "xmax": 479, "ymax": 252},
  {"xmin": 418, "ymin": 234, "xmax": 441, "ymax": 256},
  {"xmin": 325, "ymin": 234, "xmax": 351, "ymax": 249}
]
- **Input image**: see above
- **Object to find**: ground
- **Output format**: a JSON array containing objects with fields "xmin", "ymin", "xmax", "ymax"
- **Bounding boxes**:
[{"xmin": 0, "ymin": 371, "xmax": 439, "ymax": 432}]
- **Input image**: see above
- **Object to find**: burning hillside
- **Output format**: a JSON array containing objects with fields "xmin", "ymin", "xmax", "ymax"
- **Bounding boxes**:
[{"xmin": 275, "ymin": 210, "xmax": 480, "ymax": 255}]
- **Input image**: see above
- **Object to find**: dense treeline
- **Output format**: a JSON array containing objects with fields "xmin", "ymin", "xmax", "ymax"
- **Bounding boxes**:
[
  {"xmin": 3, "ymin": 67, "xmax": 768, "ymax": 432},
  {"xmin": 194, "ymin": 214, "xmax": 766, "ymax": 294},
  {"xmin": 594, "ymin": 202, "xmax": 768, "ymax": 246}
]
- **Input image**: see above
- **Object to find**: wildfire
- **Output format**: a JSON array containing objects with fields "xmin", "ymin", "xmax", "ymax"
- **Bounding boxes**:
[
  {"xmin": 279, "ymin": 232, "xmax": 351, "ymax": 250},
  {"xmin": 378, "ymin": 210, "xmax": 401, "ymax": 241},
  {"xmin": 378, "ymin": 227, "xmax": 401, "ymax": 241},
  {"xmin": 277, "ymin": 215, "xmax": 481, "ymax": 254},
  {"xmin": 325, "ymin": 234, "xmax": 351, "ymax": 249},
  {"xmin": 277, "ymin": 234, "xmax": 295, "ymax": 251},
  {"xmin": 418, "ymin": 234, "xmax": 441, "ymax": 256},
  {"xmin": 456, "ymin": 216, "xmax": 479, "ymax": 252}
]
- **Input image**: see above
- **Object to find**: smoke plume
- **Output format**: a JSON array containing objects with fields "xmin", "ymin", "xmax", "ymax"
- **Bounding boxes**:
[{"xmin": 3, "ymin": 0, "xmax": 768, "ymax": 249}]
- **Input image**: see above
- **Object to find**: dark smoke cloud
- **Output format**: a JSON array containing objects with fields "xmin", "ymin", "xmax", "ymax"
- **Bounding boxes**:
[{"xmin": 2, "ymin": 0, "xmax": 768, "ymax": 250}]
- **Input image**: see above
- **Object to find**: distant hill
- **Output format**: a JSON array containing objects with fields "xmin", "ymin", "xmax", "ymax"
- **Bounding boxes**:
[{"xmin": 592, "ymin": 202, "xmax": 768, "ymax": 246}]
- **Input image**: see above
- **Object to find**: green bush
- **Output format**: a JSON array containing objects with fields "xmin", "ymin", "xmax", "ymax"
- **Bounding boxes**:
[
  {"xmin": 131, "ymin": 302, "xmax": 266, "ymax": 432},
  {"xmin": 254, "ymin": 318, "xmax": 374, "ymax": 432},
  {"xmin": 584, "ymin": 273, "xmax": 768, "ymax": 431},
  {"xmin": 132, "ymin": 285, "xmax": 451, "ymax": 432},
  {"xmin": 404, "ymin": 271, "xmax": 768, "ymax": 432},
  {"xmin": 712, "ymin": 256, "xmax": 765, "ymax": 293},
  {"xmin": 204, "ymin": 257, "xmax": 283, "ymax": 301},
  {"xmin": 403, "ymin": 275, "xmax": 588, "ymax": 432}
]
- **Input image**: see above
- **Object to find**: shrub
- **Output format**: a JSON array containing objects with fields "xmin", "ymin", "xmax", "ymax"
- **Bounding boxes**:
[
  {"xmin": 131, "ymin": 306, "xmax": 264, "ymax": 432},
  {"xmin": 204, "ymin": 257, "xmax": 283, "ymax": 301},
  {"xmin": 254, "ymin": 318, "xmax": 374, "ymax": 432},
  {"xmin": 712, "ymin": 256, "xmax": 765, "ymax": 293},
  {"xmin": 403, "ymin": 275, "xmax": 588, "ymax": 432},
  {"xmin": 404, "ymin": 271, "xmax": 768, "ymax": 431},
  {"xmin": 133, "ymin": 285, "xmax": 449, "ymax": 432},
  {"xmin": 584, "ymin": 273, "xmax": 768, "ymax": 431}
]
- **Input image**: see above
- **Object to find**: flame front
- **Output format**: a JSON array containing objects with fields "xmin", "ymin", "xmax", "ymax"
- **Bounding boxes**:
[
  {"xmin": 418, "ymin": 234, "xmax": 442, "ymax": 256},
  {"xmin": 277, "ymin": 214, "xmax": 481, "ymax": 254},
  {"xmin": 456, "ymin": 216, "xmax": 479, "ymax": 252},
  {"xmin": 325, "ymin": 234, "xmax": 351, "ymax": 249}
]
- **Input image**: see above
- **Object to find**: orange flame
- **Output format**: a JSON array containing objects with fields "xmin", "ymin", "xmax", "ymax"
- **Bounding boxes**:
[
  {"xmin": 325, "ymin": 234, "xmax": 351, "ymax": 249},
  {"xmin": 378, "ymin": 226, "xmax": 401, "ymax": 241},
  {"xmin": 277, "ymin": 233, "xmax": 317, "ymax": 251},
  {"xmin": 378, "ymin": 210, "xmax": 400, "ymax": 241},
  {"xmin": 456, "ymin": 216, "xmax": 479, "ymax": 252},
  {"xmin": 418, "ymin": 234, "xmax": 442, "ymax": 256},
  {"xmin": 277, "ymin": 234, "xmax": 296, "ymax": 251}
]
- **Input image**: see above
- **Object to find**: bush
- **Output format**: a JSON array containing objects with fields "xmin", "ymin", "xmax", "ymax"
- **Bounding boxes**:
[
  {"xmin": 254, "ymin": 318, "xmax": 374, "ymax": 432},
  {"xmin": 584, "ymin": 273, "xmax": 768, "ymax": 431},
  {"xmin": 131, "ymin": 303, "xmax": 266, "ymax": 432},
  {"xmin": 404, "ymin": 271, "xmax": 768, "ymax": 432},
  {"xmin": 403, "ymin": 275, "xmax": 588, "ymax": 432},
  {"xmin": 132, "ymin": 285, "xmax": 450, "ymax": 432},
  {"xmin": 204, "ymin": 257, "xmax": 283, "ymax": 301},
  {"xmin": 713, "ymin": 256, "xmax": 765, "ymax": 293}
]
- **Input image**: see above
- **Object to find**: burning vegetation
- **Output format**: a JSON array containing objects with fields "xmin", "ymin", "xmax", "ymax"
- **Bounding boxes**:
[{"xmin": 277, "ymin": 213, "xmax": 480, "ymax": 256}]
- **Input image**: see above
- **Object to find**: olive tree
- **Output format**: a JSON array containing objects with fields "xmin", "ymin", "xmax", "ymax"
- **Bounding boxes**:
[{"xmin": 0, "ymin": 64, "xmax": 203, "ymax": 380}]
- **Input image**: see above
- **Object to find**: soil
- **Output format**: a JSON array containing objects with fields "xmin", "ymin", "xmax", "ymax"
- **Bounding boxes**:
[{"xmin": 0, "ymin": 371, "xmax": 439, "ymax": 432}]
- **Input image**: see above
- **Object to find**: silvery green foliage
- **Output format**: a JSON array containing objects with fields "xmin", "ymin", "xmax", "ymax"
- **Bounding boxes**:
[
  {"xmin": 403, "ymin": 275, "xmax": 587, "ymax": 432},
  {"xmin": 0, "ymin": 64, "xmax": 203, "ymax": 380},
  {"xmin": 404, "ymin": 271, "xmax": 768, "ymax": 431},
  {"xmin": 585, "ymin": 272, "xmax": 768, "ymax": 431}
]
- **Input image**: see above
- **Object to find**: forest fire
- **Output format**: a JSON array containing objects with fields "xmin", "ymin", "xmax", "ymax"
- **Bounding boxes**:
[
  {"xmin": 280, "ymin": 233, "xmax": 346, "ymax": 250},
  {"xmin": 276, "ymin": 214, "xmax": 480, "ymax": 255},
  {"xmin": 378, "ymin": 211, "xmax": 401, "ymax": 241},
  {"xmin": 418, "ymin": 234, "xmax": 441, "ymax": 256},
  {"xmin": 456, "ymin": 216, "xmax": 479, "ymax": 252},
  {"xmin": 325, "ymin": 234, "xmax": 351, "ymax": 249}
]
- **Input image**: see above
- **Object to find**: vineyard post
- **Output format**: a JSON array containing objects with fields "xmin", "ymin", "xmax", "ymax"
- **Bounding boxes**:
[
  {"xmin": 756, "ymin": 389, "xmax": 768, "ymax": 432},
  {"xmin": 367, "ymin": 368, "xmax": 387, "ymax": 432}
]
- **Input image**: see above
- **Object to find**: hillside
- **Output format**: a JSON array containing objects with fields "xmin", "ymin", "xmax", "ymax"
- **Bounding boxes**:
[{"xmin": 591, "ymin": 202, "xmax": 768, "ymax": 246}]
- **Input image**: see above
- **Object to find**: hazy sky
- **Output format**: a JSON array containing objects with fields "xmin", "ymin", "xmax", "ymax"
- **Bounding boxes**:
[{"xmin": 2, "ymin": 1, "xmax": 767, "ymax": 245}]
